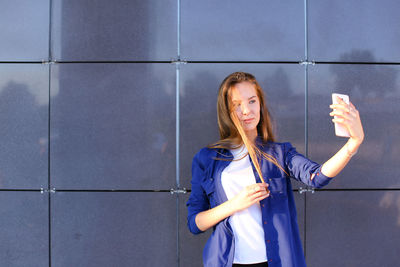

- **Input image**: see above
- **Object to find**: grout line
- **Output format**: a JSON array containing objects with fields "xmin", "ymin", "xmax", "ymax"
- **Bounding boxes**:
[
  {"xmin": 304, "ymin": 0, "xmax": 309, "ymax": 258},
  {"xmin": 177, "ymin": 0, "xmax": 181, "ymax": 60},
  {"xmin": 48, "ymin": 1, "xmax": 53, "ymax": 266},
  {"xmin": 176, "ymin": 1, "xmax": 181, "ymax": 266},
  {"xmin": 1, "ymin": 188, "xmax": 399, "ymax": 192},
  {"xmin": 176, "ymin": 65, "xmax": 180, "ymax": 189},
  {"xmin": 1, "ymin": 60, "xmax": 400, "ymax": 65}
]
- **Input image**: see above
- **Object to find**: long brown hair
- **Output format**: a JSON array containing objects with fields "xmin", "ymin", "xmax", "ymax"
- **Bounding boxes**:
[{"xmin": 209, "ymin": 72, "xmax": 288, "ymax": 182}]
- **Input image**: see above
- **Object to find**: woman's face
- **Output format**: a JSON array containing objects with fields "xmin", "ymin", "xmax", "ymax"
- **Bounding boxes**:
[{"xmin": 230, "ymin": 81, "xmax": 261, "ymax": 139}]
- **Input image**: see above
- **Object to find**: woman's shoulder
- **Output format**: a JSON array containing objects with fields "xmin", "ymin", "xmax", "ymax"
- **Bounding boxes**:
[
  {"xmin": 192, "ymin": 146, "xmax": 218, "ymax": 166},
  {"xmin": 195, "ymin": 146, "xmax": 216, "ymax": 157},
  {"xmin": 260, "ymin": 140, "xmax": 294, "ymax": 152}
]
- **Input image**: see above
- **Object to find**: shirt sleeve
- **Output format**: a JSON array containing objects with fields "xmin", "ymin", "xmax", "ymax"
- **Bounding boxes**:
[
  {"xmin": 186, "ymin": 151, "xmax": 210, "ymax": 235},
  {"xmin": 284, "ymin": 143, "xmax": 333, "ymax": 188}
]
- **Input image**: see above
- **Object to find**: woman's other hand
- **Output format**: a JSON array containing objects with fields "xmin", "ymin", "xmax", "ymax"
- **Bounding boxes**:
[{"xmin": 229, "ymin": 183, "xmax": 270, "ymax": 213}]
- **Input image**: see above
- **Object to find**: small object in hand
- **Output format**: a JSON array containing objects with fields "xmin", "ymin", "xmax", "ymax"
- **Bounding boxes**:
[{"xmin": 332, "ymin": 93, "xmax": 350, "ymax": 137}]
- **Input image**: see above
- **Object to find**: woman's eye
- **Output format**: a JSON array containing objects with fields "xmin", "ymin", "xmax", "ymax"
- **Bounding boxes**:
[{"xmin": 249, "ymin": 100, "xmax": 256, "ymax": 104}]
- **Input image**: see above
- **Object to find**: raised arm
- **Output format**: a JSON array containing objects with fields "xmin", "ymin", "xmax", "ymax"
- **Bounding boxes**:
[{"xmin": 320, "ymin": 97, "xmax": 364, "ymax": 177}]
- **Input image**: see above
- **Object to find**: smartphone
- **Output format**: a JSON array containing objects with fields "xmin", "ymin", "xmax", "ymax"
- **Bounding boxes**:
[{"xmin": 332, "ymin": 93, "xmax": 350, "ymax": 137}]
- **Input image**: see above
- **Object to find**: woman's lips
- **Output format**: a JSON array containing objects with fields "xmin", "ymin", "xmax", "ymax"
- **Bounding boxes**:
[{"xmin": 243, "ymin": 118, "xmax": 254, "ymax": 124}]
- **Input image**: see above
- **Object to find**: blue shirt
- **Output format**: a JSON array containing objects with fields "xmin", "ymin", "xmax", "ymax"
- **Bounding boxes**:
[{"xmin": 186, "ymin": 141, "xmax": 333, "ymax": 267}]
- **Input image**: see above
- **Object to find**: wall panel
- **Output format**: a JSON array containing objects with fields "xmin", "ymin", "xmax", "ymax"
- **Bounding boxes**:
[
  {"xmin": 0, "ymin": 192, "xmax": 48, "ymax": 267},
  {"xmin": 180, "ymin": 63, "xmax": 306, "ymax": 189},
  {"xmin": 51, "ymin": 192, "xmax": 177, "ymax": 267},
  {"xmin": 181, "ymin": 0, "xmax": 304, "ymax": 61},
  {"xmin": 50, "ymin": 63, "xmax": 176, "ymax": 190},
  {"xmin": 308, "ymin": 64, "xmax": 400, "ymax": 189},
  {"xmin": 306, "ymin": 191, "xmax": 400, "ymax": 266},
  {"xmin": 52, "ymin": 0, "xmax": 177, "ymax": 61},
  {"xmin": 0, "ymin": 0, "xmax": 49, "ymax": 61},
  {"xmin": 0, "ymin": 64, "xmax": 49, "ymax": 189}
]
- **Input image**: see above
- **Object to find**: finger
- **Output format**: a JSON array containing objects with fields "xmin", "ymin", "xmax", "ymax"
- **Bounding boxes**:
[
  {"xmin": 254, "ymin": 194, "xmax": 269, "ymax": 202},
  {"xmin": 330, "ymin": 105, "xmax": 351, "ymax": 116},
  {"xmin": 330, "ymin": 103, "xmax": 350, "ymax": 111},
  {"xmin": 348, "ymin": 102, "xmax": 360, "ymax": 117},
  {"xmin": 257, "ymin": 183, "xmax": 269, "ymax": 189},
  {"xmin": 246, "ymin": 185, "xmax": 259, "ymax": 197},
  {"xmin": 332, "ymin": 118, "xmax": 347, "ymax": 126},
  {"xmin": 330, "ymin": 109, "xmax": 352, "ymax": 118},
  {"xmin": 252, "ymin": 191, "xmax": 270, "ymax": 202},
  {"xmin": 336, "ymin": 96, "xmax": 350, "ymax": 106}
]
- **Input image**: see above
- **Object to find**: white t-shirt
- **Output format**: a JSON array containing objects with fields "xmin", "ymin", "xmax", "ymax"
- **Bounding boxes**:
[{"xmin": 221, "ymin": 145, "xmax": 267, "ymax": 264}]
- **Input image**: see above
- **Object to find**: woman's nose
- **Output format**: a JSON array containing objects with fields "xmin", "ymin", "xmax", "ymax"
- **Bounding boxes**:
[{"xmin": 241, "ymin": 104, "xmax": 250, "ymax": 115}]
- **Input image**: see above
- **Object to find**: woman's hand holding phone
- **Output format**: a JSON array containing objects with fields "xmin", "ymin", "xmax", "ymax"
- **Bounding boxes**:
[{"xmin": 330, "ymin": 93, "xmax": 364, "ymax": 154}]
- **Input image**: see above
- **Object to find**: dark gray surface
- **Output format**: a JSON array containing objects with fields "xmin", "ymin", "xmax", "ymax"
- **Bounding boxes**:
[
  {"xmin": 52, "ymin": 0, "xmax": 177, "ymax": 61},
  {"xmin": 294, "ymin": 191, "xmax": 306, "ymax": 252},
  {"xmin": 0, "ymin": 64, "xmax": 49, "ymax": 189},
  {"xmin": 51, "ymin": 192, "xmax": 177, "ymax": 267},
  {"xmin": 181, "ymin": 0, "xmax": 304, "ymax": 61},
  {"xmin": 50, "ymin": 63, "xmax": 176, "ymax": 189},
  {"xmin": 308, "ymin": 0, "xmax": 400, "ymax": 62},
  {"xmin": 0, "ymin": 192, "xmax": 48, "ymax": 267},
  {"xmin": 0, "ymin": 0, "xmax": 49, "ymax": 61},
  {"xmin": 180, "ymin": 63, "xmax": 306, "ymax": 189},
  {"xmin": 2, "ymin": 1, "xmax": 400, "ymax": 267},
  {"xmin": 308, "ymin": 64, "xmax": 400, "ymax": 189},
  {"xmin": 306, "ymin": 191, "xmax": 400, "ymax": 267},
  {"xmin": 179, "ymin": 194, "xmax": 211, "ymax": 267}
]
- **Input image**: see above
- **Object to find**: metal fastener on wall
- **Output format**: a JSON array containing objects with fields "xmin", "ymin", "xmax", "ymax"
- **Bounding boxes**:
[
  {"xmin": 171, "ymin": 59, "xmax": 188, "ymax": 65},
  {"xmin": 41, "ymin": 60, "xmax": 56, "ymax": 65},
  {"xmin": 299, "ymin": 187, "xmax": 315, "ymax": 194},
  {"xmin": 170, "ymin": 188, "xmax": 187, "ymax": 195},
  {"xmin": 299, "ymin": 60, "xmax": 315, "ymax": 66},
  {"xmin": 40, "ymin": 188, "xmax": 56, "ymax": 194}
]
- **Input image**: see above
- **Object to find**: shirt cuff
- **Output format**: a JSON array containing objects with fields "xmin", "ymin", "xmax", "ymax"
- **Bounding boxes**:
[
  {"xmin": 311, "ymin": 165, "xmax": 333, "ymax": 188},
  {"xmin": 188, "ymin": 214, "xmax": 204, "ymax": 235}
]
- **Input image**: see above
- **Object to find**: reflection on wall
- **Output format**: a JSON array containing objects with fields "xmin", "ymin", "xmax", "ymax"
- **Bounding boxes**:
[
  {"xmin": 309, "ymin": 60, "xmax": 400, "ymax": 189},
  {"xmin": 0, "ymin": 80, "xmax": 48, "ymax": 188},
  {"xmin": 330, "ymin": 49, "xmax": 397, "ymax": 97},
  {"xmin": 51, "ymin": 64, "xmax": 176, "ymax": 189}
]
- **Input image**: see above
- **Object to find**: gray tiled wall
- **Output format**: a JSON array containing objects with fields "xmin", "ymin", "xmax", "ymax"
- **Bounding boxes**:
[{"xmin": 0, "ymin": 0, "xmax": 399, "ymax": 266}]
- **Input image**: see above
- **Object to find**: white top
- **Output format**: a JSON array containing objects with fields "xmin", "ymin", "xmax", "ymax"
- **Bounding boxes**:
[{"xmin": 221, "ymin": 145, "xmax": 267, "ymax": 264}]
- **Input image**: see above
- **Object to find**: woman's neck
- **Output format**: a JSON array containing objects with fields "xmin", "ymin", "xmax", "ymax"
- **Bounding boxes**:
[{"xmin": 245, "ymin": 129, "xmax": 257, "ymax": 144}]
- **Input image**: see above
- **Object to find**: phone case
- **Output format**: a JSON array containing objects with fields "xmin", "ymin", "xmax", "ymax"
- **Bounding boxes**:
[{"xmin": 332, "ymin": 93, "xmax": 350, "ymax": 137}]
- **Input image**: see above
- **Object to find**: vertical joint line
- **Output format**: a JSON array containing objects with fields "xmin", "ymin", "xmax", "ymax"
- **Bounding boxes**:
[
  {"xmin": 48, "ymin": 0, "xmax": 53, "ymax": 62},
  {"xmin": 176, "ymin": 2, "xmax": 182, "ymax": 266},
  {"xmin": 176, "ymin": 195, "xmax": 180, "ymax": 267},
  {"xmin": 177, "ymin": 0, "xmax": 181, "ymax": 60},
  {"xmin": 304, "ymin": 0, "xmax": 308, "ymax": 61},
  {"xmin": 48, "ymin": 62, "xmax": 52, "ymax": 267},
  {"xmin": 305, "ymin": 65, "xmax": 309, "ymax": 157},
  {"xmin": 304, "ymin": 0, "xmax": 309, "ymax": 158},
  {"xmin": 304, "ymin": 192, "xmax": 307, "ymax": 259},
  {"xmin": 304, "ymin": 0, "xmax": 309, "ymax": 261},
  {"xmin": 176, "ymin": 65, "xmax": 180, "ymax": 189}
]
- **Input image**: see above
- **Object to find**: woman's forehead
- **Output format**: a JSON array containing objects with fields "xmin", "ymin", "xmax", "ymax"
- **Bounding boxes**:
[{"xmin": 230, "ymin": 81, "xmax": 257, "ymax": 101}]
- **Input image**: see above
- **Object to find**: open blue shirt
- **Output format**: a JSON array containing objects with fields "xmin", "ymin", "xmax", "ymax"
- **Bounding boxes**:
[{"xmin": 187, "ymin": 141, "xmax": 333, "ymax": 267}]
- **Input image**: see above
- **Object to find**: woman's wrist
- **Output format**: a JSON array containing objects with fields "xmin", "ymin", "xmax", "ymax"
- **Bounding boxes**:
[
  {"xmin": 346, "ymin": 143, "xmax": 358, "ymax": 157},
  {"xmin": 346, "ymin": 138, "xmax": 362, "ymax": 157}
]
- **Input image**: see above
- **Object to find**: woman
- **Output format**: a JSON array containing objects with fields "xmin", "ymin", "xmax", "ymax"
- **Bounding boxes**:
[{"xmin": 186, "ymin": 72, "xmax": 364, "ymax": 267}]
